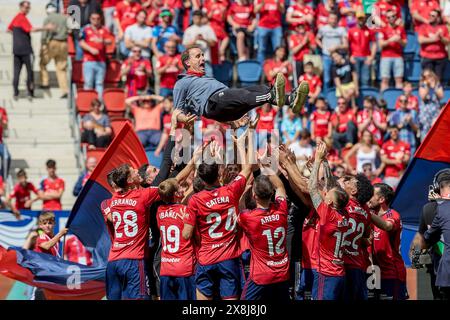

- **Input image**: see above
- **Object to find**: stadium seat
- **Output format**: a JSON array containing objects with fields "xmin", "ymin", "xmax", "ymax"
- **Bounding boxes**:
[
  {"xmin": 236, "ymin": 60, "xmax": 262, "ymax": 86},
  {"xmin": 103, "ymin": 88, "xmax": 126, "ymax": 118},
  {"xmin": 76, "ymin": 89, "xmax": 98, "ymax": 116},
  {"xmin": 441, "ymin": 87, "xmax": 450, "ymax": 105},
  {"xmin": 71, "ymin": 59, "xmax": 84, "ymax": 88},
  {"xmin": 86, "ymin": 148, "xmax": 107, "ymax": 163},
  {"xmin": 105, "ymin": 33, "xmax": 116, "ymax": 58},
  {"xmin": 360, "ymin": 86, "xmax": 380, "ymax": 100},
  {"xmin": 68, "ymin": 35, "xmax": 75, "ymax": 57},
  {"xmin": 405, "ymin": 60, "xmax": 422, "ymax": 83},
  {"xmin": 110, "ymin": 117, "xmax": 132, "ymax": 139},
  {"xmin": 205, "ymin": 61, "xmax": 214, "ymax": 77},
  {"xmin": 104, "ymin": 59, "xmax": 122, "ymax": 87},
  {"xmin": 382, "ymin": 88, "xmax": 403, "ymax": 111},
  {"xmin": 212, "ymin": 61, "xmax": 233, "ymax": 87},
  {"xmin": 404, "ymin": 32, "xmax": 419, "ymax": 59},
  {"xmin": 325, "ymin": 88, "xmax": 337, "ymax": 109}
]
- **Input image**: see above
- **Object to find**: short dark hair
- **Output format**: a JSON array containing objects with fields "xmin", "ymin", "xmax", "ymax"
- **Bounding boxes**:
[
  {"xmin": 300, "ymin": 129, "xmax": 311, "ymax": 140},
  {"xmin": 192, "ymin": 10, "xmax": 204, "ymax": 17},
  {"xmin": 355, "ymin": 173, "xmax": 374, "ymax": 205},
  {"xmin": 304, "ymin": 61, "xmax": 314, "ymax": 68},
  {"xmin": 440, "ymin": 179, "xmax": 450, "ymax": 190},
  {"xmin": 198, "ymin": 163, "xmax": 219, "ymax": 185},
  {"xmin": 138, "ymin": 164, "xmax": 149, "ymax": 187},
  {"xmin": 181, "ymin": 46, "xmax": 201, "ymax": 70},
  {"xmin": 106, "ymin": 169, "xmax": 116, "ymax": 188},
  {"xmin": 158, "ymin": 178, "xmax": 178, "ymax": 203},
  {"xmin": 388, "ymin": 123, "xmax": 400, "ymax": 131},
  {"xmin": 46, "ymin": 159, "xmax": 56, "ymax": 168},
  {"xmin": 19, "ymin": 1, "xmax": 30, "ymax": 7},
  {"xmin": 91, "ymin": 98, "xmax": 101, "ymax": 108},
  {"xmin": 253, "ymin": 175, "xmax": 274, "ymax": 201},
  {"xmin": 137, "ymin": 9, "xmax": 147, "ymax": 17},
  {"xmin": 112, "ymin": 164, "xmax": 131, "ymax": 189},
  {"xmin": 17, "ymin": 169, "xmax": 27, "ymax": 178},
  {"xmin": 438, "ymin": 172, "xmax": 450, "ymax": 190},
  {"xmin": 333, "ymin": 186, "xmax": 349, "ymax": 210},
  {"xmin": 193, "ymin": 176, "xmax": 205, "ymax": 193},
  {"xmin": 374, "ymin": 183, "xmax": 395, "ymax": 206}
]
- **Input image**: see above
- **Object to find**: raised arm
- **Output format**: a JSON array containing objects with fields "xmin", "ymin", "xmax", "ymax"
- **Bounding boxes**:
[
  {"xmin": 308, "ymin": 141, "xmax": 327, "ymax": 210},
  {"xmin": 38, "ymin": 228, "xmax": 69, "ymax": 251}
]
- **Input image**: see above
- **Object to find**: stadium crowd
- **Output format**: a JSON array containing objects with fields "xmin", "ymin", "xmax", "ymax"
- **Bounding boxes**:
[
  {"xmin": 2, "ymin": 0, "xmax": 450, "ymax": 301},
  {"xmin": 61, "ymin": 0, "xmax": 450, "ymax": 191}
]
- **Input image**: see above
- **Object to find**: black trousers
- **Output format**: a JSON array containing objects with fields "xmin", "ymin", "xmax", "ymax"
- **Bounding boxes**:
[
  {"xmin": 421, "ymin": 58, "xmax": 447, "ymax": 80},
  {"xmin": 205, "ymin": 85, "xmax": 271, "ymax": 122},
  {"xmin": 81, "ymin": 130, "xmax": 111, "ymax": 148},
  {"xmin": 13, "ymin": 54, "xmax": 34, "ymax": 96}
]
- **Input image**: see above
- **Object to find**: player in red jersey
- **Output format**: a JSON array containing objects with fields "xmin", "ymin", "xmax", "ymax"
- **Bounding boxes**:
[
  {"xmin": 338, "ymin": 174, "xmax": 374, "ymax": 300},
  {"xmin": 157, "ymin": 178, "xmax": 196, "ymax": 300},
  {"xmin": 308, "ymin": 142, "xmax": 350, "ymax": 300},
  {"xmin": 5, "ymin": 169, "xmax": 40, "ymax": 219},
  {"xmin": 155, "ymin": 144, "xmax": 204, "ymax": 300},
  {"xmin": 368, "ymin": 183, "xmax": 407, "ymax": 300},
  {"xmin": 182, "ymin": 124, "xmax": 255, "ymax": 300},
  {"xmin": 38, "ymin": 159, "xmax": 65, "ymax": 211},
  {"xmin": 240, "ymin": 172, "xmax": 289, "ymax": 300},
  {"xmin": 102, "ymin": 163, "xmax": 160, "ymax": 300}
]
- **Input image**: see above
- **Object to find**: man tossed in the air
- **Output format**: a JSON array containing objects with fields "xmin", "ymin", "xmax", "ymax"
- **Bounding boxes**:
[{"xmin": 173, "ymin": 46, "xmax": 309, "ymax": 124}]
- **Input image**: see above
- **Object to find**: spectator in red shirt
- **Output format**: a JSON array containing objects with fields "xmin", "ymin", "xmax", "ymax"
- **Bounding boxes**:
[
  {"xmin": 338, "ymin": 0, "xmax": 363, "ymax": 29},
  {"xmin": 204, "ymin": 0, "xmax": 229, "ymax": 62},
  {"xmin": 125, "ymin": 94, "xmax": 165, "ymax": 151},
  {"xmin": 373, "ymin": 0, "xmax": 402, "ymax": 28},
  {"xmin": 156, "ymin": 40, "xmax": 183, "ymax": 97},
  {"xmin": 289, "ymin": 24, "xmax": 316, "ymax": 77},
  {"xmin": 298, "ymin": 62, "xmax": 322, "ymax": 108},
  {"xmin": 378, "ymin": 10, "xmax": 407, "ymax": 92},
  {"xmin": 411, "ymin": 0, "xmax": 441, "ymax": 30},
  {"xmin": 34, "ymin": 211, "xmax": 68, "ymax": 257},
  {"xmin": 256, "ymin": 103, "xmax": 278, "ymax": 148},
  {"xmin": 310, "ymin": 97, "xmax": 331, "ymax": 142},
  {"xmin": 348, "ymin": 11, "xmax": 377, "ymax": 87},
  {"xmin": 330, "ymin": 97, "xmax": 358, "ymax": 150},
  {"xmin": 357, "ymin": 96, "xmax": 387, "ymax": 146},
  {"xmin": 114, "ymin": 0, "xmax": 143, "ymax": 41},
  {"xmin": 120, "ymin": 46, "xmax": 153, "ymax": 97},
  {"xmin": 286, "ymin": 0, "xmax": 314, "ymax": 31},
  {"xmin": 79, "ymin": 12, "xmax": 112, "ymax": 98},
  {"xmin": 394, "ymin": 81, "xmax": 419, "ymax": 111},
  {"xmin": 5, "ymin": 169, "xmax": 39, "ymax": 219},
  {"xmin": 39, "ymin": 160, "xmax": 65, "ymax": 211},
  {"xmin": 263, "ymin": 46, "xmax": 293, "ymax": 92},
  {"xmin": 315, "ymin": 0, "xmax": 338, "ymax": 29},
  {"xmin": 227, "ymin": 0, "xmax": 257, "ymax": 61},
  {"xmin": 8, "ymin": 1, "xmax": 54, "ymax": 99},
  {"xmin": 254, "ymin": 0, "xmax": 284, "ymax": 64},
  {"xmin": 380, "ymin": 124, "xmax": 411, "ymax": 189},
  {"xmin": 417, "ymin": 9, "xmax": 450, "ymax": 80}
]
